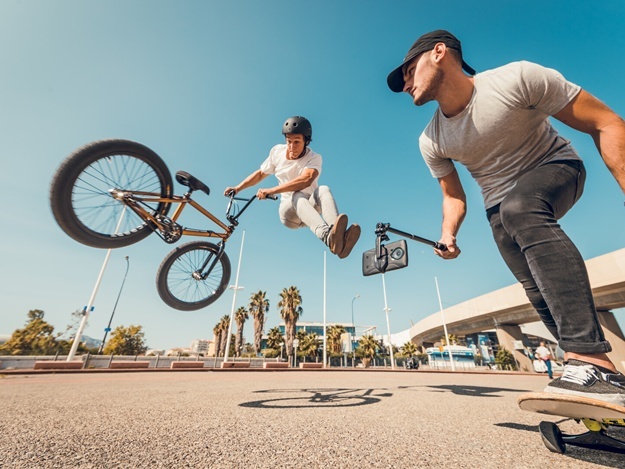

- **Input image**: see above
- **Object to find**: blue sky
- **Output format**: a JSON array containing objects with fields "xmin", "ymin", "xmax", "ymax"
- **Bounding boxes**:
[{"xmin": 2, "ymin": 1, "xmax": 624, "ymax": 351}]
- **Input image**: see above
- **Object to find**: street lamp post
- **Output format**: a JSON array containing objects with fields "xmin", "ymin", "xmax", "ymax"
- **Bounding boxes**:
[
  {"xmin": 293, "ymin": 338, "xmax": 299, "ymax": 368},
  {"xmin": 351, "ymin": 294, "xmax": 360, "ymax": 361},
  {"xmin": 224, "ymin": 231, "xmax": 246, "ymax": 364},
  {"xmin": 381, "ymin": 274, "xmax": 395, "ymax": 370},
  {"xmin": 98, "ymin": 256, "xmax": 130, "ymax": 354}
]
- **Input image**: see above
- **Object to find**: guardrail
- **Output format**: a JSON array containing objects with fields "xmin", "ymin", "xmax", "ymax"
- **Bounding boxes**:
[{"xmin": 0, "ymin": 355, "xmax": 286, "ymax": 370}]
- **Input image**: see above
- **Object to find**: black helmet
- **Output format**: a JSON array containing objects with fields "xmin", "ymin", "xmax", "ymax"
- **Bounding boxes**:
[{"xmin": 282, "ymin": 116, "xmax": 312, "ymax": 143}]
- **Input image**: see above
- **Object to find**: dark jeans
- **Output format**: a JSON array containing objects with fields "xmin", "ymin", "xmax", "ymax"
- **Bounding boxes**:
[{"xmin": 486, "ymin": 160, "xmax": 611, "ymax": 354}]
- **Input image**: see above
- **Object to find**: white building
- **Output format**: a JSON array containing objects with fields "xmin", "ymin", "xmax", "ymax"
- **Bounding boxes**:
[{"xmin": 190, "ymin": 339, "xmax": 211, "ymax": 356}]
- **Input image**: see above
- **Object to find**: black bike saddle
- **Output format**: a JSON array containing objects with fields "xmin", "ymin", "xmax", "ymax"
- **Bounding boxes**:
[{"xmin": 175, "ymin": 171, "xmax": 210, "ymax": 196}]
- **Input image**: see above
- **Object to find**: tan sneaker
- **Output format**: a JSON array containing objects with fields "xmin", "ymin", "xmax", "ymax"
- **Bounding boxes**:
[
  {"xmin": 327, "ymin": 214, "xmax": 348, "ymax": 254},
  {"xmin": 338, "ymin": 224, "xmax": 361, "ymax": 259}
]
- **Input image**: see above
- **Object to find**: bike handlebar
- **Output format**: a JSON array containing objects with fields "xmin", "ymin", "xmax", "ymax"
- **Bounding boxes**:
[
  {"xmin": 225, "ymin": 191, "xmax": 278, "ymax": 201},
  {"xmin": 225, "ymin": 192, "xmax": 277, "ymax": 225}
]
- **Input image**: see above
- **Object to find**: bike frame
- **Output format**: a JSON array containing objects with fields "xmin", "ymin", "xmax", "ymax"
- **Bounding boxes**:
[
  {"xmin": 111, "ymin": 188, "xmax": 266, "ymax": 282},
  {"xmin": 110, "ymin": 189, "xmax": 259, "ymax": 242}
]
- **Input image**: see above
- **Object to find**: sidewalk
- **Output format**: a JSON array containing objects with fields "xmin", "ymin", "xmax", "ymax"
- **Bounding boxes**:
[{"xmin": 0, "ymin": 370, "xmax": 621, "ymax": 467}]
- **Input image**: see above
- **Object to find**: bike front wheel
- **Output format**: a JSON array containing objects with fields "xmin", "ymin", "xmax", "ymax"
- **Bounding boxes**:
[
  {"xmin": 156, "ymin": 241, "xmax": 232, "ymax": 311},
  {"xmin": 50, "ymin": 139, "xmax": 173, "ymax": 249}
]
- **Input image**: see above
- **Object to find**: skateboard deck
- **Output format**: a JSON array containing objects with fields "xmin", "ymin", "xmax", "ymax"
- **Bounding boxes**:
[
  {"xmin": 518, "ymin": 392, "xmax": 625, "ymax": 421},
  {"xmin": 518, "ymin": 392, "xmax": 625, "ymax": 454}
]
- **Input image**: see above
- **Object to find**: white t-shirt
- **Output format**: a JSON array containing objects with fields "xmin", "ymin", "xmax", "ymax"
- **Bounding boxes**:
[
  {"xmin": 535, "ymin": 345, "xmax": 552, "ymax": 361},
  {"xmin": 259, "ymin": 144, "xmax": 322, "ymax": 199},
  {"xmin": 419, "ymin": 61, "xmax": 582, "ymax": 209}
]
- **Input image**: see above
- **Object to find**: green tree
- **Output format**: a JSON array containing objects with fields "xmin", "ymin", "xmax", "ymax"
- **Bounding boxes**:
[
  {"xmin": 299, "ymin": 332, "xmax": 321, "ymax": 362},
  {"xmin": 495, "ymin": 347, "xmax": 517, "ymax": 371},
  {"xmin": 278, "ymin": 286, "xmax": 303, "ymax": 361},
  {"xmin": 0, "ymin": 310, "xmax": 59, "ymax": 356},
  {"xmin": 266, "ymin": 326, "xmax": 284, "ymax": 355},
  {"xmin": 326, "ymin": 324, "xmax": 346, "ymax": 356},
  {"xmin": 356, "ymin": 334, "xmax": 378, "ymax": 366},
  {"xmin": 440, "ymin": 334, "xmax": 460, "ymax": 346},
  {"xmin": 401, "ymin": 341, "xmax": 418, "ymax": 357},
  {"xmin": 249, "ymin": 291, "xmax": 270, "ymax": 356},
  {"xmin": 234, "ymin": 307, "xmax": 248, "ymax": 357},
  {"xmin": 218, "ymin": 315, "xmax": 230, "ymax": 357},
  {"xmin": 102, "ymin": 325, "xmax": 148, "ymax": 355},
  {"xmin": 212, "ymin": 322, "xmax": 222, "ymax": 357}
]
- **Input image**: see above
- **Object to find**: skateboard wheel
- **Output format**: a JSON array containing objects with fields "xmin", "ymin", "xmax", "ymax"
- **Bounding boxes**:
[{"xmin": 539, "ymin": 421, "xmax": 566, "ymax": 454}]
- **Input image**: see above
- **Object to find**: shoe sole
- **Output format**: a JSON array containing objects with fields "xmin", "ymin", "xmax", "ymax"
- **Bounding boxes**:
[
  {"xmin": 339, "ymin": 224, "xmax": 361, "ymax": 259},
  {"xmin": 328, "ymin": 214, "xmax": 348, "ymax": 254}
]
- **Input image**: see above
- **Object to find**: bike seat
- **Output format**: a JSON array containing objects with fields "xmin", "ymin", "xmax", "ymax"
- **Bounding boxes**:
[{"xmin": 175, "ymin": 171, "xmax": 210, "ymax": 196}]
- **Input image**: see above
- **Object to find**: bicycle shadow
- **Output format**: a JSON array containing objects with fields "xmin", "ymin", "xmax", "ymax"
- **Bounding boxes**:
[
  {"xmin": 239, "ymin": 387, "xmax": 393, "ymax": 409},
  {"xmin": 400, "ymin": 384, "xmax": 533, "ymax": 397}
]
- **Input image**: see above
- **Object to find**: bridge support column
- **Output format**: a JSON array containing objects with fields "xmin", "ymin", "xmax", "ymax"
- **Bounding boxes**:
[
  {"xmin": 494, "ymin": 325, "xmax": 533, "ymax": 372},
  {"xmin": 597, "ymin": 310, "xmax": 625, "ymax": 374}
]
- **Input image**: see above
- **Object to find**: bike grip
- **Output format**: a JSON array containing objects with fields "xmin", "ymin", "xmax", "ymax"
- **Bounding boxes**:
[
  {"xmin": 267, "ymin": 195, "xmax": 278, "ymax": 200},
  {"xmin": 434, "ymin": 242, "xmax": 448, "ymax": 251}
]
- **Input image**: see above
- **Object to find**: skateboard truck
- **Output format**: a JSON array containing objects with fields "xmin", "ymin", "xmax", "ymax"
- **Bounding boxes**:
[
  {"xmin": 362, "ymin": 222, "xmax": 447, "ymax": 276},
  {"xmin": 518, "ymin": 392, "xmax": 625, "ymax": 454},
  {"xmin": 539, "ymin": 419, "xmax": 625, "ymax": 454}
]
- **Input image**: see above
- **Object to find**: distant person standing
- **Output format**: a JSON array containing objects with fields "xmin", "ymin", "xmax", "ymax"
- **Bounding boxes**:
[{"xmin": 535, "ymin": 342, "xmax": 553, "ymax": 379}]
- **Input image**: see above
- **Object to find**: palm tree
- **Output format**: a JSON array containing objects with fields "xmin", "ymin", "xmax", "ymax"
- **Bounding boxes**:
[
  {"xmin": 357, "ymin": 334, "xmax": 378, "ymax": 367},
  {"xmin": 326, "ymin": 324, "xmax": 346, "ymax": 356},
  {"xmin": 212, "ymin": 323, "xmax": 222, "ymax": 357},
  {"xmin": 266, "ymin": 326, "xmax": 284, "ymax": 356},
  {"xmin": 299, "ymin": 332, "xmax": 321, "ymax": 362},
  {"xmin": 218, "ymin": 315, "xmax": 230, "ymax": 358},
  {"xmin": 401, "ymin": 341, "xmax": 418, "ymax": 357},
  {"xmin": 249, "ymin": 291, "xmax": 270, "ymax": 356},
  {"xmin": 278, "ymin": 286, "xmax": 303, "ymax": 361},
  {"xmin": 234, "ymin": 306, "xmax": 248, "ymax": 357},
  {"xmin": 440, "ymin": 334, "xmax": 459, "ymax": 346}
]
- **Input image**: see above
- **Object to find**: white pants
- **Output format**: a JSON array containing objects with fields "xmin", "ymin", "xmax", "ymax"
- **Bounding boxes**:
[{"xmin": 279, "ymin": 185, "xmax": 339, "ymax": 242}]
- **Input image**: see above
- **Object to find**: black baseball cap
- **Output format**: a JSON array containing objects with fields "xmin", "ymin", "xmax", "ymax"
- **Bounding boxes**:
[{"xmin": 387, "ymin": 30, "xmax": 476, "ymax": 93}]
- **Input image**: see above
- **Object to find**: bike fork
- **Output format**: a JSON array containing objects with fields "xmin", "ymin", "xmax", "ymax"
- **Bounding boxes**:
[{"xmin": 193, "ymin": 242, "xmax": 227, "ymax": 281}]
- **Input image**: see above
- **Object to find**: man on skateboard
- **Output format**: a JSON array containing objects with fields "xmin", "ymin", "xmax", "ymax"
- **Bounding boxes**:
[
  {"xmin": 225, "ymin": 116, "xmax": 360, "ymax": 258},
  {"xmin": 387, "ymin": 30, "xmax": 625, "ymax": 404}
]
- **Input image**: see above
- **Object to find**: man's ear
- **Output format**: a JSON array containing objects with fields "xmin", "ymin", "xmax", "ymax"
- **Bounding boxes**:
[{"xmin": 431, "ymin": 43, "xmax": 447, "ymax": 63}]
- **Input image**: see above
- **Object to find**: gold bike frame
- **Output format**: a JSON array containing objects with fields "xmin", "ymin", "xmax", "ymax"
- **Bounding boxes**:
[{"xmin": 112, "ymin": 190, "xmax": 233, "ymax": 241}]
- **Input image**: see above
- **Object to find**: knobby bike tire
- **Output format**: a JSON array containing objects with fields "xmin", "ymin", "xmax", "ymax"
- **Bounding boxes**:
[
  {"xmin": 156, "ymin": 241, "xmax": 231, "ymax": 311},
  {"xmin": 50, "ymin": 139, "xmax": 173, "ymax": 249}
]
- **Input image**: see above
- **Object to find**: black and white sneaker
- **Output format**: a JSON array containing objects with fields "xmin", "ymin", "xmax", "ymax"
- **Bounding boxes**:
[{"xmin": 545, "ymin": 359, "xmax": 625, "ymax": 406}]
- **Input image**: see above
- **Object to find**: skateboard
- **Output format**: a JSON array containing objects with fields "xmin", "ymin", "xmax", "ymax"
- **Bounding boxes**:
[{"xmin": 518, "ymin": 392, "xmax": 625, "ymax": 454}]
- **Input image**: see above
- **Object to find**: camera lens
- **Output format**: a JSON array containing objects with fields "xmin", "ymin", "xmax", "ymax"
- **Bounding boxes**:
[{"xmin": 390, "ymin": 248, "xmax": 404, "ymax": 260}]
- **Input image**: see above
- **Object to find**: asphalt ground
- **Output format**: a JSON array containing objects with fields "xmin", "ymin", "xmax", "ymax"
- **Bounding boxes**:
[{"xmin": 1, "ymin": 369, "xmax": 624, "ymax": 468}]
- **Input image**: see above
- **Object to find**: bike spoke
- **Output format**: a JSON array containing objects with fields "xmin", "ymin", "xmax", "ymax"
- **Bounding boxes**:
[
  {"xmin": 166, "ymin": 248, "xmax": 225, "ymax": 305},
  {"xmin": 71, "ymin": 154, "xmax": 163, "ymax": 237}
]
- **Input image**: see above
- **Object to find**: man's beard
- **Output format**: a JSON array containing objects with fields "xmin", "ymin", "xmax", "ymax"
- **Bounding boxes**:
[{"xmin": 413, "ymin": 67, "xmax": 444, "ymax": 107}]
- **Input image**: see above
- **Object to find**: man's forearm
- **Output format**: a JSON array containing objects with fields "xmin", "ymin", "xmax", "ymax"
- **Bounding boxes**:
[{"xmin": 594, "ymin": 120, "xmax": 625, "ymax": 194}]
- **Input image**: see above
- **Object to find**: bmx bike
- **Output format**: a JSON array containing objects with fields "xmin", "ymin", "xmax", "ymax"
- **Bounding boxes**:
[{"xmin": 50, "ymin": 138, "xmax": 274, "ymax": 311}]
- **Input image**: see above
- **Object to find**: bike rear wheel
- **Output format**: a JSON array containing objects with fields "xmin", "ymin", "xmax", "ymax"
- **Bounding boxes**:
[
  {"xmin": 50, "ymin": 139, "xmax": 173, "ymax": 249},
  {"xmin": 156, "ymin": 241, "xmax": 231, "ymax": 311}
]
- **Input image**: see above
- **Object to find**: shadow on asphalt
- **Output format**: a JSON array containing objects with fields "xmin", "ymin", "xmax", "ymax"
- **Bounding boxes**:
[
  {"xmin": 239, "ymin": 387, "xmax": 393, "ymax": 409},
  {"xmin": 400, "ymin": 384, "xmax": 533, "ymax": 397}
]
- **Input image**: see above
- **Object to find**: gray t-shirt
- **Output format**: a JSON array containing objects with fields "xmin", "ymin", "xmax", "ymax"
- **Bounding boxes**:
[{"xmin": 419, "ymin": 61, "xmax": 582, "ymax": 209}]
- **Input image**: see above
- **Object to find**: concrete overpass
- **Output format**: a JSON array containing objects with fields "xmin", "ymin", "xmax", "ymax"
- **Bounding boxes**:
[{"xmin": 409, "ymin": 247, "xmax": 625, "ymax": 372}]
